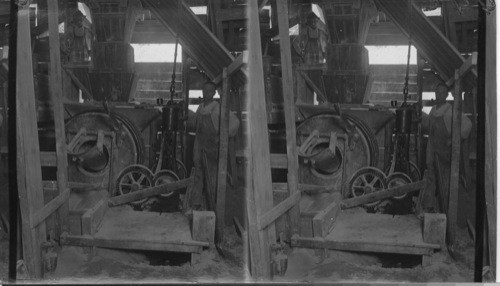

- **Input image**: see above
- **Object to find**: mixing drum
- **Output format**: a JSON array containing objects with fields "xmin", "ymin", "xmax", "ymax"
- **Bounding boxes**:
[
  {"xmin": 65, "ymin": 110, "xmax": 145, "ymax": 186},
  {"xmin": 296, "ymin": 112, "xmax": 378, "ymax": 195}
]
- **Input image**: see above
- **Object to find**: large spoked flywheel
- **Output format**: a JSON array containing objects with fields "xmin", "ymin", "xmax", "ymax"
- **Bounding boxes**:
[
  {"xmin": 296, "ymin": 112, "xmax": 378, "ymax": 194},
  {"xmin": 65, "ymin": 110, "xmax": 146, "ymax": 186}
]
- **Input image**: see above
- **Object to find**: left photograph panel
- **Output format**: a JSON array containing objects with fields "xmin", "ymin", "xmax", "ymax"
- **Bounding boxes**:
[{"xmin": 3, "ymin": 0, "xmax": 248, "ymax": 283}]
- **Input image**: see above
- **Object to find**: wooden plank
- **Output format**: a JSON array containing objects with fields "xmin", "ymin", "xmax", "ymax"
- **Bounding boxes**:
[
  {"xmin": 40, "ymin": 151, "xmax": 57, "ymax": 167},
  {"xmin": 94, "ymin": 208, "xmax": 209, "ymax": 247},
  {"xmin": 447, "ymin": 70, "xmax": 461, "ymax": 245},
  {"xmin": 291, "ymin": 235, "xmax": 435, "ymax": 256},
  {"xmin": 216, "ymin": 7, "xmax": 246, "ymax": 21},
  {"xmin": 215, "ymin": 68, "xmax": 230, "ymax": 243},
  {"xmin": 483, "ymin": 11, "xmax": 496, "ymax": 274},
  {"xmin": 48, "ymin": 0, "xmax": 71, "ymax": 237},
  {"xmin": 258, "ymin": 191, "xmax": 301, "ymax": 230},
  {"xmin": 340, "ymin": 180, "xmax": 425, "ymax": 209},
  {"xmin": 213, "ymin": 51, "xmax": 248, "ymax": 85},
  {"xmin": 123, "ymin": 0, "xmax": 141, "ymax": 43},
  {"xmin": 108, "ymin": 177, "xmax": 193, "ymax": 206},
  {"xmin": 60, "ymin": 234, "xmax": 203, "ymax": 253},
  {"xmin": 312, "ymin": 201, "xmax": 340, "ymax": 238},
  {"xmin": 297, "ymin": 70, "xmax": 328, "ymax": 103},
  {"xmin": 64, "ymin": 68, "xmax": 93, "ymax": 100},
  {"xmin": 30, "ymin": 189, "xmax": 70, "ymax": 228},
  {"xmin": 445, "ymin": 52, "xmax": 478, "ymax": 86},
  {"xmin": 270, "ymin": 153, "xmax": 287, "ymax": 169},
  {"xmin": 192, "ymin": 211, "xmax": 216, "ymax": 244},
  {"xmin": 81, "ymin": 199, "xmax": 107, "ymax": 236},
  {"xmin": 423, "ymin": 213, "xmax": 447, "ymax": 248},
  {"xmin": 277, "ymin": 0, "xmax": 301, "ymax": 239},
  {"xmin": 247, "ymin": 0, "xmax": 275, "ymax": 278},
  {"xmin": 16, "ymin": 4, "xmax": 46, "ymax": 278},
  {"xmin": 272, "ymin": 183, "xmax": 334, "ymax": 193}
]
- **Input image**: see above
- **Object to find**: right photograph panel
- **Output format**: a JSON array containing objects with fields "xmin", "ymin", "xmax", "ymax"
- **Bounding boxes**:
[{"xmin": 246, "ymin": 0, "xmax": 495, "ymax": 282}]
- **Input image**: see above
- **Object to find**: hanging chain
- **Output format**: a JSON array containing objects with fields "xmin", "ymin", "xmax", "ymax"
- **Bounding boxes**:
[
  {"xmin": 169, "ymin": 0, "xmax": 182, "ymax": 103},
  {"xmin": 403, "ymin": 0, "xmax": 412, "ymax": 105}
]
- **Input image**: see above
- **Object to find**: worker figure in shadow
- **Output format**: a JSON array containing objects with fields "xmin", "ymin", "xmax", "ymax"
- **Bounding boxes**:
[
  {"xmin": 293, "ymin": 12, "xmax": 330, "ymax": 64},
  {"xmin": 419, "ymin": 82, "xmax": 472, "ymax": 217},
  {"xmin": 62, "ymin": 10, "xmax": 94, "ymax": 63},
  {"xmin": 186, "ymin": 81, "xmax": 239, "ymax": 212}
]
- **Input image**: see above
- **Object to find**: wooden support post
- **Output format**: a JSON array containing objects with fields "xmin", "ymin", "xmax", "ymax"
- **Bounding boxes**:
[
  {"xmin": 182, "ymin": 52, "xmax": 190, "ymax": 165},
  {"xmin": 48, "ymin": 0, "xmax": 70, "ymax": 236},
  {"xmin": 16, "ymin": 4, "xmax": 46, "ymax": 278},
  {"xmin": 447, "ymin": 70, "xmax": 461, "ymax": 246},
  {"xmin": 123, "ymin": 0, "xmax": 141, "ymax": 43},
  {"xmin": 276, "ymin": 0, "xmax": 301, "ymax": 239},
  {"xmin": 215, "ymin": 68, "xmax": 230, "ymax": 243},
  {"xmin": 247, "ymin": 0, "xmax": 275, "ymax": 279}
]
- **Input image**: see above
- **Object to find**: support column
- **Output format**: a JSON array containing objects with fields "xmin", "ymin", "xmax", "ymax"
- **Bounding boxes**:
[
  {"xmin": 247, "ymin": 0, "xmax": 275, "ymax": 279},
  {"xmin": 276, "ymin": 0, "xmax": 301, "ymax": 238},
  {"xmin": 16, "ymin": 3, "xmax": 46, "ymax": 278},
  {"xmin": 448, "ymin": 70, "xmax": 461, "ymax": 245},
  {"xmin": 48, "ymin": 0, "xmax": 70, "ymax": 237}
]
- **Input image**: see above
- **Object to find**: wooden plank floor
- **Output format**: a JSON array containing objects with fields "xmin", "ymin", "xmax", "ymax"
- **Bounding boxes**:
[
  {"xmin": 62, "ymin": 206, "xmax": 209, "ymax": 253},
  {"xmin": 292, "ymin": 210, "xmax": 440, "ymax": 256}
]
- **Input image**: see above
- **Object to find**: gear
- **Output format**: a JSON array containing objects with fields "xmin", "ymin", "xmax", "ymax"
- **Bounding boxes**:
[
  {"xmin": 153, "ymin": 169, "xmax": 179, "ymax": 198},
  {"xmin": 347, "ymin": 167, "xmax": 387, "ymax": 207},
  {"xmin": 386, "ymin": 172, "xmax": 412, "ymax": 200},
  {"xmin": 115, "ymin": 164, "xmax": 154, "ymax": 205}
]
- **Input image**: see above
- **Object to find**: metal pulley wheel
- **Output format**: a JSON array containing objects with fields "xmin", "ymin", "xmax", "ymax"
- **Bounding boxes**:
[
  {"xmin": 151, "ymin": 159, "xmax": 188, "ymax": 180},
  {"xmin": 347, "ymin": 167, "xmax": 387, "ymax": 207},
  {"xmin": 65, "ymin": 110, "xmax": 145, "ymax": 185},
  {"xmin": 115, "ymin": 165, "xmax": 154, "ymax": 205},
  {"xmin": 385, "ymin": 172, "xmax": 412, "ymax": 200},
  {"xmin": 153, "ymin": 169, "xmax": 179, "ymax": 198},
  {"xmin": 385, "ymin": 161, "xmax": 421, "ymax": 182}
]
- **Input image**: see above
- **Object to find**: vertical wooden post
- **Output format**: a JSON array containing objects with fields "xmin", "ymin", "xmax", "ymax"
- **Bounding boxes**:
[
  {"xmin": 448, "ymin": 70, "xmax": 461, "ymax": 245},
  {"xmin": 216, "ymin": 68, "xmax": 230, "ymax": 243},
  {"xmin": 484, "ymin": 9, "xmax": 496, "ymax": 273},
  {"xmin": 276, "ymin": 0, "xmax": 300, "ymax": 237},
  {"xmin": 16, "ymin": 4, "xmax": 46, "ymax": 278},
  {"xmin": 123, "ymin": 0, "xmax": 141, "ymax": 43},
  {"xmin": 48, "ymin": 0, "xmax": 70, "ymax": 236},
  {"xmin": 182, "ymin": 52, "xmax": 190, "ymax": 166},
  {"xmin": 247, "ymin": 0, "xmax": 276, "ymax": 279}
]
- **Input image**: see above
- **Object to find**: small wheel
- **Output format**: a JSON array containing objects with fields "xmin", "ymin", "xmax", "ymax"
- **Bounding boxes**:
[
  {"xmin": 151, "ymin": 159, "xmax": 187, "ymax": 179},
  {"xmin": 348, "ymin": 167, "xmax": 387, "ymax": 207},
  {"xmin": 115, "ymin": 164, "xmax": 154, "ymax": 205},
  {"xmin": 385, "ymin": 161, "xmax": 421, "ymax": 182},
  {"xmin": 153, "ymin": 169, "xmax": 180, "ymax": 198},
  {"xmin": 386, "ymin": 172, "xmax": 412, "ymax": 200}
]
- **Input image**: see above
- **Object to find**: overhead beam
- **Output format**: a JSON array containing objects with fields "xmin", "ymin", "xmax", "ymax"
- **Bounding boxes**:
[
  {"xmin": 140, "ymin": 0, "xmax": 245, "ymax": 87},
  {"xmin": 374, "ymin": 0, "xmax": 476, "ymax": 88},
  {"xmin": 445, "ymin": 52, "xmax": 477, "ymax": 86}
]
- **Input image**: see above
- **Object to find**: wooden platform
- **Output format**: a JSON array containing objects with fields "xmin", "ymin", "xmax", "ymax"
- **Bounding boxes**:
[
  {"xmin": 292, "ymin": 210, "xmax": 441, "ymax": 256},
  {"xmin": 61, "ymin": 206, "xmax": 209, "ymax": 254}
]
